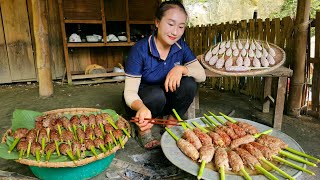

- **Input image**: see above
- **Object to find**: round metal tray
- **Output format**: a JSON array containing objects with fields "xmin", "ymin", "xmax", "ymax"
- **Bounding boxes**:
[{"xmin": 161, "ymin": 117, "xmax": 305, "ymax": 180}]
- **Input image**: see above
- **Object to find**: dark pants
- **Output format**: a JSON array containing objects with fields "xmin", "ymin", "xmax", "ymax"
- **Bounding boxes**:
[{"xmin": 123, "ymin": 76, "xmax": 197, "ymax": 118}]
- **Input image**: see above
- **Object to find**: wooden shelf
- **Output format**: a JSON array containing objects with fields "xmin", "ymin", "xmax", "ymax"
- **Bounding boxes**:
[
  {"xmin": 64, "ymin": 19, "xmax": 103, "ymax": 24},
  {"xmin": 59, "ymin": 0, "xmax": 160, "ymax": 84},
  {"xmin": 67, "ymin": 43, "xmax": 105, "ymax": 47},
  {"xmin": 129, "ymin": 20, "xmax": 154, "ymax": 24},
  {"xmin": 105, "ymin": 42, "xmax": 135, "ymax": 46},
  {"xmin": 72, "ymin": 72, "xmax": 125, "ymax": 80}
]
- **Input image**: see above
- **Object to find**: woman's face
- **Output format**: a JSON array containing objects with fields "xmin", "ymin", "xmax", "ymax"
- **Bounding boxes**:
[{"xmin": 155, "ymin": 7, "xmax": 187, "ymax": 46}]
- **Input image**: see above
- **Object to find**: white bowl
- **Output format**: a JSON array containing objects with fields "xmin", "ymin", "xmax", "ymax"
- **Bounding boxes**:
[
  {"xmin": 118, "ymin": 36, "xmax": 127, "ymax": 42},
  {"xmin": 86, "ymin": 35, "xmax": 99, "ymax": 42}
]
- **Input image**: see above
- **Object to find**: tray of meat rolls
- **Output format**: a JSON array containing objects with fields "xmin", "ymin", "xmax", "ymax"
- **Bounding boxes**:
[
  {"xmin": 200, "ymin": 39, "xmax": 286, "ymax": 76},
  {"xmin": 0, "ymin": 108, "xmax": 131, "ymax": 168},
  {"xmin": 161, "ymin": 114, "xmax": 319, "ymax": 180}
]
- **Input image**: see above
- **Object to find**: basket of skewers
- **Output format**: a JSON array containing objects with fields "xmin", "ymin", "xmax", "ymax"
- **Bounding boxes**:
[
  {"xmin": 201, "ymin": 39, "xmax": 286, "ymax": 76},
  {"xmin": 0, "ymin": 108, "xmax": 131, "ymax": 180},
  {"xmin": 161, "ymin": 111, "xmax": 319, "ymax": 180}
]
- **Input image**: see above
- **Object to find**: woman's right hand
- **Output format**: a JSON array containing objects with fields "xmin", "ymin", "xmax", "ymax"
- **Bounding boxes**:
[{"xmin": 135, "ymin": 106, "xmax": 153, "ymax": 131}]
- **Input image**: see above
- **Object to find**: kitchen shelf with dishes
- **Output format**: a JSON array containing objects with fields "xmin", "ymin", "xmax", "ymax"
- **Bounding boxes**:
[{"xmin": 58, "ymin": 0, "xmax": 160, "ymax": 85}]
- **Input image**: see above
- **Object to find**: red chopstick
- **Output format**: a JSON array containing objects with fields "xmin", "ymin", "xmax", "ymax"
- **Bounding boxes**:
[{"xmin": 131, "ymin": 117, "xmax": 179, "ymax": 123}]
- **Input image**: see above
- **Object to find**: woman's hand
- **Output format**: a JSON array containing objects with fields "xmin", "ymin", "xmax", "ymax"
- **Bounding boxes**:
[
  {"xmin": 135, "ymin": 106, "xmax": 153, "ymax": 131},
  {"xmin": 165, "ymin": 66, "xmax": 188, "ymax": 92}
]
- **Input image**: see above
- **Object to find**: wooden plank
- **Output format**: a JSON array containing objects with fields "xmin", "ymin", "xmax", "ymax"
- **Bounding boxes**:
[
  {"xmin": 273, "ymin": 77, "xmax": 287, "ymax": 130},
  {"xmin": 48, "ymin": 0, "xmax": 65, "ymax": 79},
  {"xmin": 263, "ymin": 77, "xmax": 272, "ymax": 112},
  {"xmin": 265, "ymin": 18, "xmax": 271, "ymax": 42},
  {"xmin": 72, "ymin": 72, "xmax": 125, "ymax": 80},
  {"xmin": 274, "ymin": 18, "xmax": 281, "ymax": 45},
  {"xmin": 257, "ymin": 19, "xmax": 263, "ymax": 40},
  {"xmin": 312, "ymin": 11, "xmax": 320, "ymax": 112},
  {"xmin": 69, "ymin": 48, "xmax": 91, "ymax": 71},
  {"xmin": 240, "ymin": 20, "xmax": 247, "ymax": 39},
  {"xmin": 31, "ymin": 0, "xmax": 53, "ymax": 97},
  {"xmin": 249, "ymin": 19, "xmax": 254, "ymax": 39},
  {"xmin": 270, "ymin": 18, "xmax": 276, "ymax": 43},
  {"xmin": 0, "ymin": 0, "xmax": 36, "ymax": 81},
  {"xmin": 0, "ymin": 4, "xmax": 11, "ymax": 83}
]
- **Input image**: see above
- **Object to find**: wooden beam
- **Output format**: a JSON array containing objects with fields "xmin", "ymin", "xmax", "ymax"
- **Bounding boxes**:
[
  {"xmin": 287, "ymin": 0, "xmax": 311, "ymax": 116},
  {"xmin": 312, "ymin": 12, "xmax": 320, "ymax": 112},
  {"xmin": 31, "ymin": 0, "xmax": 53, "ymax": 97}
]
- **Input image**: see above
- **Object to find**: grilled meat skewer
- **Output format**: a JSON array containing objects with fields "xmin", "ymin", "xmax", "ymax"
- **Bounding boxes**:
[
  {"xmin": 80, "ymin": 115, "xmax": 89, "ymax": 131},
  {"xmin": 182, "ymin": 129, "xmax": 202, "ymax": 150},
  {"xmin": 17, "ymin": 139, "xmax": 28, "ymax": 159},
  {"xmin": 45, "ymin": 142, "xmax": 56, "ymax": 161},
  {"xmin": 72, "ymin": 141, "xmax": 82, "ymax": 159},
  {"xmin": 26, "ymin": 129, "xmax": 37, "ymax": 157},
  {"xmin": 59, "ymin": 143, "xmax": 74, "ymax": 161},
  {"xmin": 8, "ymin": 128, "xmax": 28, "ymax": 153},
  {"xmin": 88, "ymin": 114, "xmax": 96, "ymax": 128},
  {"xmin": 93, "ymin": 138, "xmax": 107, "ymax": 153},
  {"xmin": 31, "ymin": 142, "xmax": 41, "ymax": 161},
  {"xmin": 85, "ymin": 139, "xmax": 98, "ymax": 157}
]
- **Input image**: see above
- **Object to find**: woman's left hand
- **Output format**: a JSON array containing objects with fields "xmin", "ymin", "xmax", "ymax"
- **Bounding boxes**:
[{"xmin": 165, "ymin": 66, "xmax": 187, "ymax": 92}]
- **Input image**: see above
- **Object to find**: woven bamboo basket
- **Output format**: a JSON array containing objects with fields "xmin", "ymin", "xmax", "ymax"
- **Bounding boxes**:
[
  {"xmin": 200, "ymin": 39, "xmax": 286, "ymax": 76},
  {"xmin": 1, "ymin": 108, "xmax": 131, "ymax": 168}
]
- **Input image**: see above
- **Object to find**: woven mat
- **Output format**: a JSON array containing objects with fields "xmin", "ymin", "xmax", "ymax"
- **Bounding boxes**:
[
  {"xmin": 200, "ymin": 39, "xmax": 286, "ymax": 76},
  {"xmin": 1, "ymin": 108, "xmax": 130, "ymax": 168}
]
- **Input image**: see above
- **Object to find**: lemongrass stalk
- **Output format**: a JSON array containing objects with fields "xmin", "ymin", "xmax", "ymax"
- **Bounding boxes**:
[
  {"xmin": 254, "ymin": 164, "xmax": 278, "ymax": 180},
  {"xmin": 46, "ymin": 128, "xmax": 50, "ymax": 140},
  {"xmin": 46, "ymin": 150, "xmax": 52, "ymax": 161},
  {"xmin": 106, "ymin": 117, "xmax": 118, "ymax": 130},
  {"xmin": 79, "ymin": 137, "xmax": 84, "ymax": 144},
  {"xmin": 66, "ymin": 150, "xmax": 75, "ymax": 161},
  {"xmin": 68, "ymin": 127, "xmax": 73, "ymax": 133},
  {"xmin": 57, "ymin": 125, "xmax": 62, "ymax": 136},
  {"xmin": 76, "ymin": 149, "xmax": 81, "ymax": 159},
  {"xmin": 165, "ymin": 127, "xmax": 179, "ymax": 141},
  {"xmin": 100, "ymin": 144, "xmax": 107, "ymax": 152},
  {"xmin": 19, "ymin": 149, "xmax": 24, "ymax": 159},
  {"xmin": 26, "ymin": 142, "xmax": 31, "ymax": 157},
  {"xmin": 36, "ymin": 149, "xmax": 40, "ymax": 161},
  {"xmin": 192, "ymin": 122, "xmax": 209, "ymax": 133},
  {"xmin": 122, "ymin": 128, "xmax": 131, "ymax": 138},
  {"xmin": 118, "ymin": 137, "xmax": 124, "ymax": 148},
  {"xmin": 172, "ymin": 109, "xmax": 187, "ymax": 130},
  {"xmin": 209, "ymin": 111, "xmax": 226, "ymax": 124},
  {"xmin": 279, "ymin": 150, "xmax": 317, "ymax": 167},
  {"xmin": 219, "ymin": 112, "xmax": 237, "ymax": 123},
  {"xmin": 198, "ymin": 160, "xmax": 206, "ymax": 180},
  {"xmin": 184, "ymin": 122, "xmax": 193, "ymax": 129},
  {"xmin": 67, "ymin": 140, "xmax": 72, "ymax": 147},
  {"xmin": 54, "ymin": 140, "xmax": 61, "ymax": 156},
  {"xmin": 108, "ymin": 142, "xmax": 112, "ymax": 151},
  {"xmin": 99, "ymin": 123, "xmax": 105, "ymax": 135},
  {"xmin": 90, "ymin": 147, "xmax": 98, "ymax": 157},
  {"xmin": 219, "ymin": 165, "xmax": 225, "ymax": 180},
  {"xmin": 272, "ymin": 155, "xmax": 315, "ymax": 175},
  {"xmin": 72, "ymin": 125, "xmax": 78, "ymax": 141},
  {"xmin": 204, "ymin": 114, "xmax": 219, "ymax": 126},
  {"xmin": 83, "ymin": 124, "xmax": 86, "ymax": 132},
  {"xmin": 253, "ymin": 129, "xmax": 273, "ymax": 138},
  {"xmin": 260, "ymin": 158, "xmax": 294, "ymax": 180},
  {"xmin": 284, "ymin": 147, "xmax": 320, "ymax": 163},
  {"xmin": 8, "ymin": 138, "xmax": 20, "ymax": 153},
  {"xmin": 110, "ymin": 131, "xmax": 118, "ymax": 145},
  {"xmin": 41, "ymin": 138, "xmax": 46, "ymax": 153},
  {"xmin": 200, "ymin": 117, "xmax": 215, "ymax": 128},
  {"xmin": 240, "ymin": 168, "xmax": 252, "ymax": 180}
]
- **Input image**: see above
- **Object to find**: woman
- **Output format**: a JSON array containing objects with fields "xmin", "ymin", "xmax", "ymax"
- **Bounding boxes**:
[{"xmin": 124, "ymin": 1, "xmax": 206, "ymax": 149}]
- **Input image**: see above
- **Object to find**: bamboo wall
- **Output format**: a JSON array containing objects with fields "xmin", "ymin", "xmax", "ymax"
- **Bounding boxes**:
[{"xmin": 185, "ymin": 16, "xmax": 295, "ymax": 100}]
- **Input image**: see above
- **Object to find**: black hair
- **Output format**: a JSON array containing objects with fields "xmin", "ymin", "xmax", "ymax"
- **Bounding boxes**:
[{"xmin": 155, "ymin": 0, "xmax": 188, "ymax": 21}]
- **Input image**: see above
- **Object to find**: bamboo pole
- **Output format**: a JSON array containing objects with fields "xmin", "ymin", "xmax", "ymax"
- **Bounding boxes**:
[
  {"xmin": 287, "ymin": 0, "xmax": 311, "ymax": 116},
  {"xmin": 31, "ymin": 0, "xmax": 53, "ymax": 97}
]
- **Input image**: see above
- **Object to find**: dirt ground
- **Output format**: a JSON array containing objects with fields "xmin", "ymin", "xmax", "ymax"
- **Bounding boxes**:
[{"xmin": 0, "ymin": 82, "xmax": 319, "ymax": 179}]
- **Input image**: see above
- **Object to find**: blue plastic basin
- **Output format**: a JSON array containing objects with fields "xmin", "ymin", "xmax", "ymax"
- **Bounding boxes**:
[{"xmin": 29, "ymin": 153, "xmax": 115, "ymax": 180}]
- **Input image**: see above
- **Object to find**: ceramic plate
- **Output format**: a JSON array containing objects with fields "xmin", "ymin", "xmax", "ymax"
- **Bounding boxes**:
[{"xmin": 161, "ymin": 117, "xmax": 305, "ymax": 180}]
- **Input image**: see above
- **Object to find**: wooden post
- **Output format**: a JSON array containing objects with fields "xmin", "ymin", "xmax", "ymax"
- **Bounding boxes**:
[
  {"xmin": 31, "ymin": 0, "xmax": 53, "ymax": 97},
  {"xmin": 287, "ymin": 0, "xmax": 311, "ymax": 116}
]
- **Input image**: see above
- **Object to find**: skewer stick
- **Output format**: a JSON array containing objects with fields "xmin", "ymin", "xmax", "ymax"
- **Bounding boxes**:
[
  {"xmin": 240, "ymin": 168, "xmax": 252, "ymax": 180},
  {"xmin": 8, "ymin": 138, "xmax": 20, "ymax": 153},
  {"xmin": 209, "ymin": 111, "xmax": 227, "ymax": 124},
  {"xmin": 122, "ymin": 128, "xmax": 131, "ymax": 138},
  {"xmin": 19, "ymin": 149, "xmax": 25, "ymax": 159},
  {"xmin": 200, "ymin": 117, "xmax": 215, "ymax": 128},
  {"xmin": 219, "ymin": 165, "xmax": 225, "ymax": 180},
  {"xmin": 54, "ymin": 140, "xmax": 61, "ymax": 156},
  {"xmin": 192, "ymin": 122, "xmax": 209, "ymax": 133},
  {"xmin": 198, "ymin": 160, "xmax": 206, "ymax": 180},
  {"xmin": 106, "ymin": 117, "xmax": 118, "ymax": 130},
  {"xmin": 221, "ymin": 112, "xmax": 320, "ymax": 163},
  {"xmin": 272, "ymin": 155, "xmax": 315, "ymax": 175},
  {"xmin": 260, "ymin": 158, "xmax": 294, "ymax": 180},
  {"xmin": 279, "ymin": 151, "xmax": 317, "ymax": 167},
  {"xmin": 109, "ymin": 131, "xmax": 118, "ymax": 146},
  {"xmin": 46, "ymin": 150, "xmax": 52, "ymax": 161},
  {"xmin": 254, "ymin": 164, "xmax": 278, "ymax": 180},
  {"xmin": 204, "ymin": 114, "xmax": 219, "ymax": 126},
  {"xmin": 284, "ymin": 147, "xmax": 320, "ymax": 163},
  {"xmin": 172, "ymin": 109, "xmax": 188, "ymax": 130}
]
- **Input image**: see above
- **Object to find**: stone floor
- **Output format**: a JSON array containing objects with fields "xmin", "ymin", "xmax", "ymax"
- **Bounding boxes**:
[{"xmin": 0, "ymin": 82, "xmax": 319, "ymax": 179}]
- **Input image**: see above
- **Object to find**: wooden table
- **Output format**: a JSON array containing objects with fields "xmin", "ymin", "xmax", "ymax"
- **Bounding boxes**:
[{"xmin": 186, "ymin": 66, "xmax": 293, "ymax": 130}]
